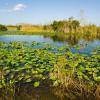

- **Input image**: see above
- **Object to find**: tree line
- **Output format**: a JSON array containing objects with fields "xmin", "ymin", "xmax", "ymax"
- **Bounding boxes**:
[
  {"xmin": 44, "ymin": 18, "xmax": 100, "ymax": 34},
  {"xmin": 0, "ymin": 18, "xmax": 100, "ymax": 34}
]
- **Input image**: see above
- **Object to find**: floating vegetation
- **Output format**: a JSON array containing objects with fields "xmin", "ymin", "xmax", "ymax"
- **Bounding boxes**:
[{"xmin": 0, "ymin": 41, "xmax": 100, "ymax": 99}]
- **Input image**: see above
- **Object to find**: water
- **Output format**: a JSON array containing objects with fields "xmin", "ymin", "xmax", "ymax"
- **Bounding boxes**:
[
  {"xmin": 0, "ymin": 35, "xmax": 100, "ymax": 46},
  {"xmin": 0, "ymin": 35, "xmax": 100, "ymax": 54},
  {"xmin": 0, "ymin": 35, "xmax": 66, "ymax": 47}
]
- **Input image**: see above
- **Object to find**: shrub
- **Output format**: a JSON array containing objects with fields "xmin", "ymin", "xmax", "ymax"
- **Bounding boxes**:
[{"xmin": 0, "ymin": 24, "xmax": 7, "ymax": 31}]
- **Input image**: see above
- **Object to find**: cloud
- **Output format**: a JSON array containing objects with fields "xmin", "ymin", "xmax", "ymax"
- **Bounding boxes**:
[
  {"xmin": 13, "ymin": 4, "xmax": 26, "ymax": 11},
  {"xmin": 0, "ymin": 3, "xmax": 26, "ymax": 13}
]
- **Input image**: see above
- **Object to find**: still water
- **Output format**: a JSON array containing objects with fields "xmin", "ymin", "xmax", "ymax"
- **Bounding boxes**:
[
  {"xmin": 0, "ymin": 35, "xmax": 100, "ymax": 54},
  {"xmin": 0, "ymin": 35, "xmax": 100, "ymax": 46}
]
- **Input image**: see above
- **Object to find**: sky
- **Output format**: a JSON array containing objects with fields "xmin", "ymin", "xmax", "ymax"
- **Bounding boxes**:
[{"xmin": 0, "ymin": 0, "xmax": 100, "ymax": 25}]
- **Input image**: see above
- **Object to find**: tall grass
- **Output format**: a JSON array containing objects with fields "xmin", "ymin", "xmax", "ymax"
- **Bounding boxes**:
[{"xmin": 50, "ymin": 55, "xmax": 100, "ymax": 100}]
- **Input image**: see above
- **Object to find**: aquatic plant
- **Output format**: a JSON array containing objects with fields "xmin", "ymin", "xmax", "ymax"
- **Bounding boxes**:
[{"xmin": 0, "ymin": 41, "xmax": 100, "ymax": 99}]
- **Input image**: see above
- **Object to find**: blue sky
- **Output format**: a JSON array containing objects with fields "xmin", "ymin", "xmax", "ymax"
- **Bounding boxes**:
[{"xmin": 0, "ymin": 0, "xmax": 100, "ymax": 25}]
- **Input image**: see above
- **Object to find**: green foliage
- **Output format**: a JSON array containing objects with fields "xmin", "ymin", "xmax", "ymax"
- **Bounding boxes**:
[
  {"xmin": 0, "ymin": 24, "xmax": 7, "ymax": 31},
  {"xmin": 33, "ymin": 81, "xmax": 40, "ymax": 87},
  {"xmin": 17, "ymin": 25, "xmax": 22, "ymax": 30},
  {"xmin": 51, "ymin": 18, "xmax": 80, "ymax": 33},
  {"xmin": 0, "ymin": 41, "xmax": 99, "ymax": 90},
  {"xmin": 51, "ymin": 18, "xmax": 100, "ymax": 35}
]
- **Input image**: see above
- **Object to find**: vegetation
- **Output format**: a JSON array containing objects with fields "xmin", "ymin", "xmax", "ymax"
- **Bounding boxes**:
[
  {"xmin": 6, "ymin": 24, "xmax": 50, "ymax": 32},
  {"xmin": 20, "ymin": 25, "xmax": 45, "ymax": 32},
  {"xmin": 0, "ymin": 24, "xmax": 7, "ymax": 31},
  {"xmin": 7, "ymin": 25, "xmax": 18, "ymax": 31},
  {"xmin": 45, "ymin": 17, "xmax": 100, "ymax": 35},
  {"xmin": 51, "ymin": 18, "xmax": 80, "ymax": 33},
  {"xmin": 0, "ymin": 41, "xmax": 100, "ymax": 99},
  {"xmin": 17, "ymin": 25, "xmax": 22, "ymax": 31},
  {"xmin": 0, "ymin": 31, "xmax": 99, "ymax": 46},
  {"xmin": 1, "ymin": 18, "xmax": 99, "ymax": 36},
  {"xmin": 0, "ymin": 17, "xmax": 100, "ymax": 99}
]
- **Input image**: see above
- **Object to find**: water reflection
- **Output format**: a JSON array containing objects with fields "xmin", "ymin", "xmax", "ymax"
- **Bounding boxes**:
[
  {"xmin": 0, "ymin": 34, "xmax": 100, "ymax": 50},
  {"xmin": 50, "ymin": 33, "xmax": 100, "ymax": 45},
  {"xmin": 0, "ymin": 34, "xmax": 100, "ymax": 45}
]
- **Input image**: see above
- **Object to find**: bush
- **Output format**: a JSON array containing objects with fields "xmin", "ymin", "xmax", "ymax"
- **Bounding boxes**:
[{"xmin": 0, "ymin": 24, "xmax": 7, "ymax": 31}]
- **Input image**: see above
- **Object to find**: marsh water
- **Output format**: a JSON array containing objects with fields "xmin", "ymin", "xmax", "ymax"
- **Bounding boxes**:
[
  {"xmin": 0, "ymin": 34, "xmax": 100, "ymax": 100},
  {"xmin": 0, "ymin": 35, "xmax": 100, "ymax": 46},
  {"xmin": 0, "ymin": 35, "xmax": 100, "ymax": 54}
]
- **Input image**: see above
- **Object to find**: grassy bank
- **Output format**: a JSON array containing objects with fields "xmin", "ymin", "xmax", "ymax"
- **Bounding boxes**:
[{"xmin": 0, "ymin": 31, "xmax": 56, "ymax": 36}]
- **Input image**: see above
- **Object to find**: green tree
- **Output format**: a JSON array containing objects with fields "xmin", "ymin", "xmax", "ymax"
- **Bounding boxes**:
[
  {"xmin": 51, "ymin": 21, "xmax": 58, "ymax": 31},
  {"xmin": 72, "ymin": 20, "xmax": 80, "ymax": 32},
  {"xmin": 17, "ymin": 25, "xmax": 22, "ymax": 30},
  {"xmin": 0, "ymin": 24, "xmax": 7, "ymax": 31}
]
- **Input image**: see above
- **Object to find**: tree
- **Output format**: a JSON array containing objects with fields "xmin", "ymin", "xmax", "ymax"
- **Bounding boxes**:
[
  {"xmin": 17, "ymin": 25, "xmax": 22, "ymax": 30},
  {"xmin": 43, "ymin": 25, "xmax": 47, "ymax": 30},
  {"xmin": 0, "ymin": 24, "xmax": 7, "ymax": 31},
  {"xmin": 72, "ymin": 20, "xmax": 80, "ymax": 32},
  {"xmin": 51, "ymin": 21, "xmax": 58, "ymax": 31},
  {"xmin": 97, "ymin": 27, "xmax": 100, "ymax": 33}
]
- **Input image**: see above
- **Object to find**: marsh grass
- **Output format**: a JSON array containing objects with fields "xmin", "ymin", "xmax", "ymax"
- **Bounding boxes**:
[{"xmin": 50, "ymin": 55, "xmax": 100, "ymax": 100}]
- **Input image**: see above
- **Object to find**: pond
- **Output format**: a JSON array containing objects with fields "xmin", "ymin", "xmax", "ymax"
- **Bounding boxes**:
[{"xmin": 0, "ymin": 35, "xmax": 100, "ymax": 54}]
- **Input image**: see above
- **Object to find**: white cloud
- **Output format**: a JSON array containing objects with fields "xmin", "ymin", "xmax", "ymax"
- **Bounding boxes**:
[
  {"xmin": 0, "ymin": 3, "xmax": 26, "ymax": 13},
  {"xmin": 13, "ymin": 4, "xmax": 26, "ymax": 11}
]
